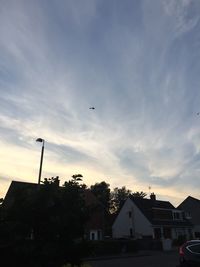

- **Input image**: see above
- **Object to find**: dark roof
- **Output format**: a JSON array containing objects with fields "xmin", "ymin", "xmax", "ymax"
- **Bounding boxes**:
[
  {"xmin": 130, "ymin": 196, "xmax": 192, "ymax": 227},
  {"xmin": 130, "ymin": 196, "xmax": 175, "ymax": 216},
  {"xmin": 3, "ymin": 180, "xmax": 39, "ymax": 210},
  {"xmin": 178, "ymin": 196, "xmax": 200, "ymax": 209},
  {"xmin": 178, "ymin": 196, "xmax": 200, "ymax": 225}
]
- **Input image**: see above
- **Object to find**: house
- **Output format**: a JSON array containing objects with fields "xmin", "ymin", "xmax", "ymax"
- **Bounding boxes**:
[
  {"xmin": 112, "ymin": 193, "xmax": 193, "ymax": 240},
  {"xmin": 178, "ymin": 196, "xmax": 200, "ymax": 238},
  {"xmin": 2, "ymin": 180, "xmax": 105, "ymax": 241}
]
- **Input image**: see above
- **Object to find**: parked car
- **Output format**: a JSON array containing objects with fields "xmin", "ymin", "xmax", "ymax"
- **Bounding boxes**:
[{"xmin": 179, "ymin": 240, "xmax": 200, "ymax": 266}]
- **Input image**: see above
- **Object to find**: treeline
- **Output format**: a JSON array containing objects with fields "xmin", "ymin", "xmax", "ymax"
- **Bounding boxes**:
[
  {"xmin": 38, "ymin": 175, "xmax": 147, "ymax": 214},
  {"xmin": 0, "ymin": 175, "xmax": 147, "ymax": 215},
  {"xmin": 0, "ymin": 175, "xmax": 146, "ymax": 267},
  {"xmin": 0, "ymin": 175, "xmax": 89, "ymax": 267},
  {"xmin": 89, "ymin": 181, "xmax": 147, "ymax": 214}
]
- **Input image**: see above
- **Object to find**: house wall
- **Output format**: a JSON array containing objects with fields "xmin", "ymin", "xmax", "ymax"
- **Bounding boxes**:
[{"xmin": 112, "ymin": 198, "xmax": 153, "ymax": 239}]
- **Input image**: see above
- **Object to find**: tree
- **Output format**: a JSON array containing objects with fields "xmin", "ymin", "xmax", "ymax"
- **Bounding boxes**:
[
  {"xmin": 131, "ymin": 191, "xmax": 147, "ymax": 198},
  {"xmin": 90, "ymin": 181, "xmax": 111, "ymax": 212},
  {"xmin": 0, "ymin": 175, "xmax": 88, "ymax": 267},
  {"xmin": 42, "ymin": 176, "xmax": 60, "ymax": 186},
  {"xmin": 71, "ymin": 174, "xmax": 83, "ymax": 182},
  {"xmin": 61, "ymin": 174, "xmax": 87, "ymax": 241},
  {"xmin": 111, "ymin": 186, "xmax": 132, "ymax": 213}
]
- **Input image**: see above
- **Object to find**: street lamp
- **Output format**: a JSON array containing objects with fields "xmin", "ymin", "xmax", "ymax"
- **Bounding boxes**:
[{"xmin": 36, "ymin": 138, "xmax": 45, "ymax": 185}]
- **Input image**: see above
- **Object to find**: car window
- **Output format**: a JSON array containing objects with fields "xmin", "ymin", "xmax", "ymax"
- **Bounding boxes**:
[{"xmin": 187, "ymin": 244, "xmax": 200, "ymax": 254}]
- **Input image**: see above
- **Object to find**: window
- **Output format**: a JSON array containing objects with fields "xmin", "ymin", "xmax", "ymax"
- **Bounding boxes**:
[
  {"xmin": 187, "ymin": 244, "xmax": 200, "ymax": 254},
  {"xmin": 128, "ymin": 211, "xmax": 132, "ymax": 218},
  {"xmin": 173, "ymin": 212, "xmax": 182, "ymax": 220}
]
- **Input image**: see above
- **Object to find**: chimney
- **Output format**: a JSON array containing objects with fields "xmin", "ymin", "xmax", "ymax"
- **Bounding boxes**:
[
  {"xmin": 150, "ymin": 193, "xmax": 156, "ymax": 201},
  {"xmin": 54, "ymin": 176, "xmax": 60, "ymax": 187}
]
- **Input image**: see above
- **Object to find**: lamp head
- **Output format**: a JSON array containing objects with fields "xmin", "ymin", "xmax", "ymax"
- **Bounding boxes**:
[{"xmin": 36, "ymin": 138, "xmax": 44, "ymax": 143}]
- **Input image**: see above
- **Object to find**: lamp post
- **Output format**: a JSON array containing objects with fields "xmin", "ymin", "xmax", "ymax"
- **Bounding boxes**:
[{"xmin": 36, "ymin": 138, "xmax": 45, "ymax": 185}]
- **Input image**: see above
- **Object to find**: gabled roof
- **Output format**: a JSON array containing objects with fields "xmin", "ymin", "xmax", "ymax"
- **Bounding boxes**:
[
  {"xmin": 129, "ymin": 196, "xmax": 192, "ymax": 227},
  {"xmin": 3, "ymin": 180, "xmax": 39, "ymax": 210},
  {"xmin": 178, "ymin": 196, "xmax": 200, "ymax": 209},
  {"xmin": 178, "ymin": 196, "xmax": 200, "ymax": 225},
  {"xmin": 131, "ymin": 196, "xmax": 175, "ymax": 210}
]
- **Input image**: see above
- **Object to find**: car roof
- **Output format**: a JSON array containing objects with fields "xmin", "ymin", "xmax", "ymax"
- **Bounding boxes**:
[{"xmin": 186, "ymin": 240, "xmax": 200, "ymax": 244}]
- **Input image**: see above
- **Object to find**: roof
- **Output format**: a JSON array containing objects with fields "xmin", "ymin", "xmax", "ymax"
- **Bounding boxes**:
[
  {"xmin": 178, "ymin": 196, "xmax": 200, "ymax": 209},
  {"xmin": 3, "ymin": 180, "xmax": 39, "ymax": 210},
  {"xmin": 130, "ymin": 196, "xmax": 192, "ymax": 227},
  {"xmin": 178, "ymin": 196, "xmax": 200, "ymax": 225},
  {"xmin": 131, "ymin": 196, "xmax": 175, "ymax": 210}
]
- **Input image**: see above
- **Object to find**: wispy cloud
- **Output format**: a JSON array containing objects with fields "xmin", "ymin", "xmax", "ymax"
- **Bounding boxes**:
[
  {"xmin": 0, "ymin": 0, "xmax": 200, "ymax": 206},
  {"xmin": 163, "ymin": 0, "xmax": 200, "ymax": 35}
]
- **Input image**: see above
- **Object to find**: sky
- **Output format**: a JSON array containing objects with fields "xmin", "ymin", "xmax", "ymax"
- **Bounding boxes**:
[{"xmin": 0, "ymin": 0, "xmax": 200, "ymax": 206}]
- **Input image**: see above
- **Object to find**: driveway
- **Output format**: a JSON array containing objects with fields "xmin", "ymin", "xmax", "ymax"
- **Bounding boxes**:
[{"xmin": 86, "ymin": 250, "xmax": 179, "ymax": 267}]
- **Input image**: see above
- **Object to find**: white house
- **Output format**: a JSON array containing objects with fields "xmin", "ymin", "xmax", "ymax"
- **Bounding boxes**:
[{"xmin": 112, "ymin": 193, "xmax": 193, "ymax": 240}]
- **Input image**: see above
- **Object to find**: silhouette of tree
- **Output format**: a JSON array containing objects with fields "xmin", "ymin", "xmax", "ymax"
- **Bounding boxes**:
[
  {"xmin": 0, "ymin": 175, "xmax": 89, "ymax": 267},
  {"xmin": 132, "ymin": 191, "xmax": 147, "ymax": 198},
  {"xmin": 42, "ymin": 176, "xmax": 60, "ymax": 186},
  {"xmin": 90, "ymin": 181, "xmax": 111, "ymax": 213},
  {"xmin": 71, "ymin": 174, "xmax": 83, "ymax": 182},
  {"xmin": 60, "ymin": 174, "xmax": 87, "ymax": 241},
  {"xmin": 111, "ymin": 186, "xmax": 132, "ymax": 213}
]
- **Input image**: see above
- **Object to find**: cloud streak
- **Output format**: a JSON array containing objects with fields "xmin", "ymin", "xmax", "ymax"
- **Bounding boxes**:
[{"xmin": 0, "ymin": 0, "xmax": 200, "ymax": 206}]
